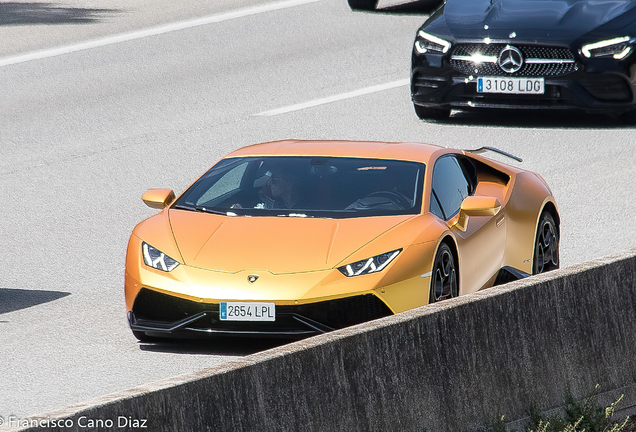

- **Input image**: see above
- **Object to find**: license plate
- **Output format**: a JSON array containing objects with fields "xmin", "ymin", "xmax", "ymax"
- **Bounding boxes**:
[
  {"xmin": 477, "ymin": 77, "xmax": 544, "ymax": 94},
  {"xmin": 220, "ymin": 302, "xmax": 275, "ymax": 321}
]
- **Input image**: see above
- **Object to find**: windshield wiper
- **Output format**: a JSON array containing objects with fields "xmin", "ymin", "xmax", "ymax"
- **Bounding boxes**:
[
  {"xmin": 194, "ymin": 206, "xmax": 231, "ymax": 216},
  {"xmin": 173, "ymin": 204, "xmax": 229, "ymax": 216},
  {"xmin": 274, "ymin": 212, "xmax": 311, "ymax": 218},
  {"xmin": 172, "ymin": 204, "xmax": 196, "ymax": 211}
]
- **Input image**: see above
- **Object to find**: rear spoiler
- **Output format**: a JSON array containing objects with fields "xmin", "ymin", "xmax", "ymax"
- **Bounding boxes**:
[{"xmin": 465, "ymin": 146, "xmax": 523, "ymax": 163}]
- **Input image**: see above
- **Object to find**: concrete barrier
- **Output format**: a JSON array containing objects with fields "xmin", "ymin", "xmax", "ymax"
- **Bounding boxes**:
[{"xmin": 11, "ymin": 249, "xmax": 636, "ymax": 432}]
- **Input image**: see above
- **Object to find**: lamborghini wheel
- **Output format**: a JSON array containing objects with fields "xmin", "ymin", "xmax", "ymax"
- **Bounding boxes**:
[
  {"xmin": 533, "ymin": 212, "xmax": 559, "ymax": 274},
  {"xmin": 429, "ymin": 243, "xmax": 458, "ymax": 303}
]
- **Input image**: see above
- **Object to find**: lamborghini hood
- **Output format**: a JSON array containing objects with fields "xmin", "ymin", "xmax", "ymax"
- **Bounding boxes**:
[
  {"xmin": 168, "ymin": 210, "xmax": 413, "ymax": 274},
  {"xmin": 433, "ymin": 0, "xmax": 636, "ymax": 45}
]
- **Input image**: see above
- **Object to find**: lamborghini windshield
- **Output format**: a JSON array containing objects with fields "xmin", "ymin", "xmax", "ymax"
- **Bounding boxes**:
[{"xmin": 173, "ymin": 156, "xmax": 425, "ymax": 218}]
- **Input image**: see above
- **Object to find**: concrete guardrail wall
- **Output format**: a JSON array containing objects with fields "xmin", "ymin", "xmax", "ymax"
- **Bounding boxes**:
[{"xmin": 12, "ymin": 249, "xmax": 636, "ymax": 432}]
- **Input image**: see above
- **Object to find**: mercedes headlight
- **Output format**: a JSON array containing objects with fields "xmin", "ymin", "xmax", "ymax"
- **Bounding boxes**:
[
  {"xmin": 142, "ymin": 242, "xmax": 180, "ymax": 272},
  {"xmin": 581, "ymin": 37, "xmax": 634, "ymax": 59},
  {"xmin": 414, "ymin": 31, "xmax": 451, "ymax": 55},
  {"xmin": 338, "ymin": 249, "xmax": 401, "ymax": 277}
]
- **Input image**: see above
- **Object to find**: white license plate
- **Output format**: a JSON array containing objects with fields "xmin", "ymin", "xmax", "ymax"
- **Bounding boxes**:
[
  {"xmin": 477, "ymin": 77, "xmax": 544, "ymax": 94},
  {"xmin": 220, "ymin": 302, "xmax": 275, "ymax": 321}
]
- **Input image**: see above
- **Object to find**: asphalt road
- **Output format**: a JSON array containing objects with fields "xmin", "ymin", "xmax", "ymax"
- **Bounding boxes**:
[{"xmin": 1, "ymin": 0, "xmax": 635, "ymax": 420}]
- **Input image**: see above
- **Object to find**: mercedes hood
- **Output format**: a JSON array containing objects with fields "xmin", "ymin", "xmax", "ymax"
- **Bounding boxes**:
[{"xmin": 426, "ymin": 0, "xmax": 636, "ymax": 46}]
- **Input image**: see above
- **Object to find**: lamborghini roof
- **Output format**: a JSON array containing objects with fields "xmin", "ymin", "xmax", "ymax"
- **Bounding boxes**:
[{"xmin": 225, "ymin": 140, "xmax": 447, "ymax": 164}]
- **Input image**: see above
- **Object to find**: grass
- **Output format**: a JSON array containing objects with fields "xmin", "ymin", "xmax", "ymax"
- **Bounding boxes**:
[{"xmin": 488, "ymin": 385, "xmax": 636, "ymax": 432}]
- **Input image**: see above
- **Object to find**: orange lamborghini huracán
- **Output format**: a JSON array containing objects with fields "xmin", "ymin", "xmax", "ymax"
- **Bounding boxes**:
[{"xmin": 125, "ymin": 140, "xmax": 559, "ymax": 341}]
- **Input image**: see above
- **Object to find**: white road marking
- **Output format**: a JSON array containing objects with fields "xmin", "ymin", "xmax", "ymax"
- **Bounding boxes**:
[
  {"xmin": 255, "ymin": 78, "xmax": 410, "ymax": 116},
  {"xmin": 0, "ymin": 0, "xmax": 321, "ymax": 68}
]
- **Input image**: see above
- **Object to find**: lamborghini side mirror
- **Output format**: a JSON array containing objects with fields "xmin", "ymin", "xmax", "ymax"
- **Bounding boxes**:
[
  {"xmin": 455, "ymin": 196, "xmax": 501, "ymax": 231},
  {"xmin": 142, "ymin": 189, "xmax": 176, "ymax": 209}
]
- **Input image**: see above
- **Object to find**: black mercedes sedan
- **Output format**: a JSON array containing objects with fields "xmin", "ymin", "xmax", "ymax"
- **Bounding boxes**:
[{"xmin": 410, "ymin": 0, "xmax": 636, "ymax": 120}]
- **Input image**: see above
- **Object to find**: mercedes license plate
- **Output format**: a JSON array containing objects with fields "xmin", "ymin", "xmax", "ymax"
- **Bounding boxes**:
[
  {"xmin": 477, "ymin": 77, "xmax": 544, "ymax": 94},
  {"xmin": 220, "ymin": 302, "xmax": 275, "ymax": 321}
]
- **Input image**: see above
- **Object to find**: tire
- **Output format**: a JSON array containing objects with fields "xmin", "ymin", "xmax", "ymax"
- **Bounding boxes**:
[
  {"xmin": 414, "ymin": 103, "xmax": 451, "ymax": 121},
  {"xmin": 621, "ymin": 109, "xmax": 636, "ymax": 124},
  {"xmin": 533, "ymin": 211, "xmax": 559, "ymax": 275},
  {"xmin": 132, "ymin": 330, "xmax": 160, "ymax": 342},
  {"xmin": 429, "ymin": 243, "xmax": 458, "ymax": 303},
  {"xmin": 347, "ymin": 0, "xmax": 378, "ymax": 10}
]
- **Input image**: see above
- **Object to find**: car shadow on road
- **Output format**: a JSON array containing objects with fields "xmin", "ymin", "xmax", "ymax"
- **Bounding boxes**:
[
  {"xmin": 432, "ymin": 109, "xmax": 635, "ymax": 129},
  {"xmin": 0, "ymin": 288, "xmax": 71, "ymax": 314},
  {"xmin": 137, "ymin": 337, "xmax": 291, "ymax": 356},
  {"xmin": 0, "ymin": 2, "xmax": 119, "ymax": 25}
]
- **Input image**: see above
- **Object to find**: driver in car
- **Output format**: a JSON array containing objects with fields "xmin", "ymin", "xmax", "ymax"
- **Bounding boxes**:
[{"xmin": 259, "ymin": 168, "xmax": 310, "ymax": 209}]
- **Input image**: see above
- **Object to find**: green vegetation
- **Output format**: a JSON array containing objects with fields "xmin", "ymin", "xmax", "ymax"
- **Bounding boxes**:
[{"xmin": 487, "ymin": 386, "xmax": 636, "ymax": 432}]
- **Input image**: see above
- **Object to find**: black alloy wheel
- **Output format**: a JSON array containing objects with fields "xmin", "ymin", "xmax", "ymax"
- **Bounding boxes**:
[
  {"xmin": 533, "ymin": 212, "xmax": 560, "ymax": 274},
  {"xmin": 414, "ymin": 104, "xmax": 451, "ymax": 121},
  {"xmin": 429, "ymin": 243, "xmax": 458, "ymax": 303}
]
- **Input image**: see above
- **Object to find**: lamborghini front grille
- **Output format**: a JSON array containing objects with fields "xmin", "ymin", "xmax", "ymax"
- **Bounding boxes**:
[{"xmin": 132, "ymin": 288, "xmax": 393, "ymax": 332}]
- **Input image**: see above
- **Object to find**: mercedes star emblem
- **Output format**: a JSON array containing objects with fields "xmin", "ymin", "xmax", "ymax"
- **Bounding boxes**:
[
  {"xmin": 498, "ymin": 45, "xmax": 524, "ymax": 74},
  {"xmin": 248, "ymin": 275, "xmax": 259, "ymax": 284}
]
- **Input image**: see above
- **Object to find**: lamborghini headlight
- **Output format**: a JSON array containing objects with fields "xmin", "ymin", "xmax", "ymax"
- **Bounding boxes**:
[
  {"xmin": 142, "ymin": 242, "xmax": 180, "ymax": 272},
  {"xmin": 581, "ymin": 37, "xmax": 634, "ymax": 59},
  {"xmin": 338, "ymin": 249, "xmax": 402, "ymax": 277},
  {"xmin": 414, "ymin": 31, "xmax": 451, "ymax": 55}
]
